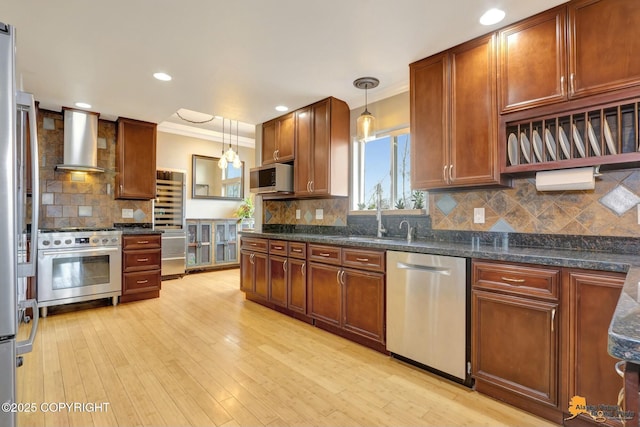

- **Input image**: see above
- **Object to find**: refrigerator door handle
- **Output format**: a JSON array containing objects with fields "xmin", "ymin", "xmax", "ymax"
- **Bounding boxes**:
[
  {"xmin": 17, "ymin": 92, "xmax": 39, "ymax": 278},
  {"xmin": 16, "ymin": 299, "xmax": 38, "ymax": 355}
]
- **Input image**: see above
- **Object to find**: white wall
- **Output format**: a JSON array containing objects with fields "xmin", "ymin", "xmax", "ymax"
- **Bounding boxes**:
[{"xmin": 156, "ymin": 131, "xmax": 256, "ymax": 219}]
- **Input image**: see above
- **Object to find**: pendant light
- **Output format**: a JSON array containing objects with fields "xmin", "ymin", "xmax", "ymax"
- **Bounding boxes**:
[
  {"xmin": 353, "ymin": 77, "xmax": 379, "ymax": 142},
  {"xmin": 232, "ymin": 120, "xmax": 242, "ymax": 169},
  {"xmin": 218, "ymin": 118, "xmax": 228, "ymax": 169}
]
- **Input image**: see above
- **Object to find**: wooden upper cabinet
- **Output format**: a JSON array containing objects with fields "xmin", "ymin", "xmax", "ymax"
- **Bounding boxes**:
[
  {"xmin": 410, "ymin": 52, "xmax": 448, "ymax": 190},
  {"xmin": 568, "ymin": 0, "xmax": 640, "ymax": 98},
  {"xmin": 262, "ymin": 113, "xmax": 295, "ymax": 164},
  {"xmin": 294, "ymin": 97, "xmax": 349, "ymax": 197},
  {"xmin": 500, "ymin": 0, "xmax": 640, "ymax": 114},
  {"xmin": 499, "ymin": 7, "xmax": 567, "ymax": 113},
  {"xmin": 411, "ymin": 34, "xmax": 506, "ymax": 190},
  {"xmin": 115, "ymin": 117, "xmax": 157, "ymax": 200}
]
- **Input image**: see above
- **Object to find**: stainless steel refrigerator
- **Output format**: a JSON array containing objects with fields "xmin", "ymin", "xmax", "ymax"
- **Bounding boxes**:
[
  {"xmin": 0, "ymin": 21, "xmax": 40, "ymax": 427},
  {"xmin": 154, "ymin": 170, "xmax": 186, "ymax": 277}
]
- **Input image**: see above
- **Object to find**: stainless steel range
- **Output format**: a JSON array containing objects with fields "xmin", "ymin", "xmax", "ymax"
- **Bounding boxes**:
[{"xmin": 37, "ymin": 228, "xmax": 122, "ymax": 317}]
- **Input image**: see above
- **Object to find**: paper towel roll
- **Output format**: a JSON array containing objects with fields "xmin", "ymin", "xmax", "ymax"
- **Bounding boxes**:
[{"xmin": 535, "ymin": 167, "xmax": 596, "ymax": 191}]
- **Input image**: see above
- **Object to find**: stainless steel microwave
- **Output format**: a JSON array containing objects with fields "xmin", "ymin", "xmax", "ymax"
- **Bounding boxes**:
[{"xmin": 249, "ymin": 163, "xmax": 293, "ymax": 194}]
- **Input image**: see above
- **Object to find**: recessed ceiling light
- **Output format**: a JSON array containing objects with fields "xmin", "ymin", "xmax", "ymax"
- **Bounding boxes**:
[
  {"xmin": 275, "ymin": 105, "xmax": 289, "ymax": 112},
  {"xmin": 75, "ymin": 102, "xmax": 91, "ymax": 109},
  {"xmin": 479, "ymin": 8, "xmax": 505, "ymax": 26},
  {"xmin": 153, "ymin": 72, "xmax": 172, "ymax": 81}
]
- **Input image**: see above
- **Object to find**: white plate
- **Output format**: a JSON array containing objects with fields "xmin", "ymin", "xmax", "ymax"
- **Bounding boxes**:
[
  {"xmin": 532, "ymin": 129, "xmax": 544, "ymax": 162},
  {"xmin": 507, "ymin": 133, "xmax": 518, "ymax": 165},
  {"xmin": 604, "ymin": 119, "xmax": 617, "ymax": 154},
  {"xmin": 572, "ymin": 124, "xmax": 586, "ymax": 158},
  {"xmin": 544, "ymin": 128, "xmax": 557, "ymax": 161},
  {"xmin": 520, "ymin": 132, "xmax": 531, "ymax": 163},
  {"xmin": 558, "ymin": 127, "xmax": 571, "ymax": 159},
  {"xmin": 587, "ymin": 121, "xmax": 601, "ymax": 156}
]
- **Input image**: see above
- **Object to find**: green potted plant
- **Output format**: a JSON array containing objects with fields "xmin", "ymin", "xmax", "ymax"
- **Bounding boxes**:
[{"xmin": 234, "ymin": 196, "xmax": 255, "ymax": 230}]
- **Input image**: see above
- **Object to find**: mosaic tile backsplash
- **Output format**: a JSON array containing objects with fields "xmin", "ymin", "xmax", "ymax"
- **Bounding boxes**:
[
  {"xmin": 263, "ymin": 198, "xmax": 349, "ymax": 226},
  {"xmin": 37, "ymin": 109, "xmax": 152, "ymax": 229},
  {"xmin": 431, "ymin": 169, "xmax": 640, "ymax": 237}
]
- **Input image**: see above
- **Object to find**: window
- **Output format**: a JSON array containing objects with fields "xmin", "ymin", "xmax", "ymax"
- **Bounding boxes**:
[{"xmin": 351, "ymin": 130, "xmax": 413, "ymax": 211}]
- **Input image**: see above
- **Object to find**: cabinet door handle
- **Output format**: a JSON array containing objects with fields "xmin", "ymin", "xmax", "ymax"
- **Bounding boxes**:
[
  {"xmin": 136, "ymin": 280, "xmax": 149, "ymax": 285},
  {"xmin": 249, "ymin": 242, "xmax": 257, "ymax": 246},
  {"xmin": 449, "ymin": 164, "xmax": 453, "ymax": 182},
  {"xmin": 443, "ymin": 165, "xmax": 448, "ymax": 182},
  {"xmin": 301, "ymin": 262, "xmax": 306, "ymax": 276},
  {"xmin": 551, "ymin": 308, "xmax": 556, "ymax": 332},
  {"xmin": 356, "ymin": 257, "xmax": 369, "ymax": 262},
  {"xmin": 615, "ymin": 360, "xmax": 626, "ymax": 378},
  {"xmin": 336, "ymin": 270, "xmax": 341, "ymax": 284},
  {"xmin": 570, "ymin": 73, "xmax": 575, "ymax": 94},
  {"xmin": 310, "ymin": 181, "xmax": 314, "ymax": 192},
  {"xmin": 137, "ymin": 240, "xmax": 149, "ymax": 244},
  {"xmin": 250, "ymin": 253, "xmax": 255, "ymax": 264},
  {"xmin": 137, "ymin": 258, "xmax": 149, "ymax": 262},
  {"xmin": 560, "ymin": 75, "xmax": 565, "ymax": 97},
  {"xmin": 501, "ymin": 276, "xmax": 525, "ymax": 284},
  {"xmin": 283, "ymin": 259, "xmax": 287, "ymax": 272},
  {"xmin": 292, "ymin": 248, "xmax": 302, "ymax": 253},
  {"xmin": 273, "ymin": 245, "xmax": 283, "ymax": 250}
]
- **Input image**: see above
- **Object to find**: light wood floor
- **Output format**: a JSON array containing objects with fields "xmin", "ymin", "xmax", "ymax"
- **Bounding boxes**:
[{"xmin": 16, "ymin": 269, "xmax": 558, "ymax": 427}]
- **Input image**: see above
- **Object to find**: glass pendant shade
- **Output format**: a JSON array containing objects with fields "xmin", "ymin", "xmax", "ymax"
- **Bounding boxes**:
[
  {"xmin": 232, "ymin": 156, "xmax": 242, "ymax": 169},
  {"xmin": 225, "ymin": 147, "xmax": 237, "ymax": 162},
  {"xmin": 357, "ymin": 109, "xmax": 376, "ymax": 142},
  {"xmin": 218, "ymin": 156, "xmax": 228, "ymax": 169}
]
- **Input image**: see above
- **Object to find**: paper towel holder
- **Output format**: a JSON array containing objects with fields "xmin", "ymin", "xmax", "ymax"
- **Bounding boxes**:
[{"xmin": 535, "ymin": 166, "xmax": 601, "ymax": 192}]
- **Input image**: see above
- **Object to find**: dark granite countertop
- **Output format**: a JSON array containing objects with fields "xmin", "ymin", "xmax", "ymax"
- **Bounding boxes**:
[
  {"xmin": 118, "ymin": 228, "xmax": 163, "ymax": 235},
  {"xmin": 114, "ymin": 223, "xmax": 162, "ymax": 235},
  {"xmin": 240, "ymin": 230, "xmax": 640, "ymax": 363}
]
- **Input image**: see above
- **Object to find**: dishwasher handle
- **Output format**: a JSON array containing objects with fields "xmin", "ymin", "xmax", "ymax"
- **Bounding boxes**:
[{"xmin": 396, "ymin": 262, "xmax": 452, "ymax": 275}]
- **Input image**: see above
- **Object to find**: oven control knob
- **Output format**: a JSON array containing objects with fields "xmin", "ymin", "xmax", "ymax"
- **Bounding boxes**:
[
  {"xmin": 65, "ymin": 239, "xmax": 72, "ymax": 245},
  {"xmin": 53, "ymin": 240, "xmax": 61, "ymax": 245},
  {"xmin": 42, "ymin": 240, "xmax": 50, "ymax": 246},
  {"xmin": 92, "ymin": 238, "xmax": 99, "ymax": 243},
  {"xmin": 111, "ymin": 238, "xmax": 118, "ymax": 243},
  {"xmin": 102, "ymin": 238, "xmax": 108, "ymax": 244}
]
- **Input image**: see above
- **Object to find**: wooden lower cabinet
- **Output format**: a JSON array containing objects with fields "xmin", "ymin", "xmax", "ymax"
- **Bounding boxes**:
[
  {"xmin": 121, "ymin": 234, "xmax": 162, "ymax": 303},
  {"xmin": 472, "ymin": 289, "xmax": 559, "ymax": 411},
  {"xmin": 239, "ymin": 237, "xmax": 269, "ymax": 300},
  {"xmin": 269, "ymin": 255, "xmax": 288, "ymax": 307},
  {"xmin": 287, "ymin": 257, "xmax": 306, "ymax": 314},
  {"xmin": 472, "ymin": 260, "xmax": 627, "ymax": 426},
  {"xmin": 307, "ymin": 245, "xmax": 386, "ymax": 350},
  {"xmin": 562, "ymin": 268, "xmax": 625, "ymax": 427}
]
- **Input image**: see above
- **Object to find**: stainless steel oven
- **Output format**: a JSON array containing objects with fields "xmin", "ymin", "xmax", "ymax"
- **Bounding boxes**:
[{"xmin": 37, "ymin": 228, "xmax": 122, "ymax": 317}]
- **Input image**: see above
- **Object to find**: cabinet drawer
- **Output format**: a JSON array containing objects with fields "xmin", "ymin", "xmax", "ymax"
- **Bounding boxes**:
[
  {"xmin": 308, "ymin": 244, "xmax": 341, "ymax": 265},
  {"xmin": 288, "ymin": 242, "xmax": 306, "ymax": 259},
  {"xmin": 241, "ymin": 237, "xmax": 268, "ymax": 253},
  {"xmin": 269, "ymin": 240, "xmax": 288, "ymax": 256},
  {"xmin": 122, "ymin": 234, "xmax": 161, "ymax": 250},
  {"xmin": 123, "ymin": 249, "xmax": 161, "ymax": 272},
  {"xmin": 342, "ymin": 248, "xmax": 385, "ymax": 272},
  {"xmin": 472, "ymin": 260, "xmax": 560, "ymax": 300},
  {"xmin": 123, "ymin": 270, "xmax": 161, "ymax": 294}
]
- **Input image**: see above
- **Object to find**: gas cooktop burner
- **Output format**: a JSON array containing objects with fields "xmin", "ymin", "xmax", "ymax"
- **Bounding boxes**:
[{"xmin": 39, "ymin": 227, "xmax": 116, "ymax": 233}]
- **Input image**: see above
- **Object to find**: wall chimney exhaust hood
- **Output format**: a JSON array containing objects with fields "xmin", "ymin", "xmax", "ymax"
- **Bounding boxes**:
[{"xmin": 56, "ymin": 108, "xmax": 104, "ymax": 172}]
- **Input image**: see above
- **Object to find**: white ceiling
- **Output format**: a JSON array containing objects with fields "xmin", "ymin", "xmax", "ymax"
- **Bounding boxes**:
[{"xmin": 3, "ymin": 0, "xmax": 566, "ymax": 141}]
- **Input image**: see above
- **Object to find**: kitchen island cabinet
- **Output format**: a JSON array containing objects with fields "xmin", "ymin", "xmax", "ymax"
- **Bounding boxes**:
[
  {"xmin": 121, "ymin": 234, "xmax": 161, "ymax": 303},
  {"xmin": 115, "ymin": 117, "xmax": 157, "ymax": 200},
  {"xmin": 410, "ymin": 33, "xmax": 508, "ymax": 190}
]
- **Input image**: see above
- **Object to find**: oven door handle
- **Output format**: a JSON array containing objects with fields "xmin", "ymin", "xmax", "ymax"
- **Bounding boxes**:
[
  {"xmin": 16, "ymin": 299, "xmax": 38, "ymax": 355},
  {"xmin": 40, "ymin": 246, "xmax": 120, "ymax": 257}
]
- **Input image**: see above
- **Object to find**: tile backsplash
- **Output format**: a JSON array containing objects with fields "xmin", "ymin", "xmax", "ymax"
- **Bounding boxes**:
[
  {"xmin": 37, "ymin": 109, "xmax": 151, "ymax": 229},
  {"xmin": 263, "ymin": 169, "xmax": 640, "ymax": 238},
  {"xmin": 431, "ymin": 169, "xmax": 640, "ymax": 237}
]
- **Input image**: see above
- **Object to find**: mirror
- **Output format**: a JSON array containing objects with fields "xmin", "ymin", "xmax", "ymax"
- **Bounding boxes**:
[{"xmin": 192, "ymin": 154, "xmax": 244, "ymax": 200}]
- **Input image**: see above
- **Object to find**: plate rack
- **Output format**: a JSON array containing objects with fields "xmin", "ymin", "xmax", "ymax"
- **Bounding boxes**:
[{"xmin": 503, "ymin": 98, "xmax": 640, "ymax": 173}]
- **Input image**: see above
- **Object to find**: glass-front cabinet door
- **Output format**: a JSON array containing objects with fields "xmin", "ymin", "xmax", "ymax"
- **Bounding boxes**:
[
  {"xmin": 213, "ymin": 220, "xmax": 239, "ymax": 265},
  {"xmin": 199, "ymin": 222, "xmax": 212, "ymax": 265},
  {"xmin": 186, "ymin": 220, "xmax": 213, "ymax": 269}
]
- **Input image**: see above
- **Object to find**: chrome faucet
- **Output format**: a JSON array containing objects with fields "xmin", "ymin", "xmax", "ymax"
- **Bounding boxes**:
[
  {"xmin": 399, "ymin": 220, "xmax": 413, "ymax": 243},
  {"xmin": 376, "ymin": 185, "xmax": 386, "ymax": 238}
]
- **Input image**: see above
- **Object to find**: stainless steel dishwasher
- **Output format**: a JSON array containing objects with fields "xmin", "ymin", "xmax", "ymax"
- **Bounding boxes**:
[{"xmin": 386, "ymin": 251, "xmax": 471, "ymax": 385}]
